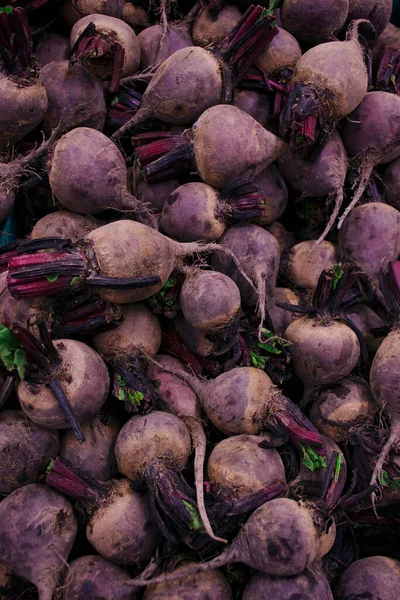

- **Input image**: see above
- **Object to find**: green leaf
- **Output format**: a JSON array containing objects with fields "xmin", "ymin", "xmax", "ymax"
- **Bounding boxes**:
[
  {"xmin": 250, "ymin": 351, "xmax": 266, "ymax": 370},
  {"xmin": 0, "ymin": 6, "xmax": 13, "ymax": 14},
  {"xmin": 391, "ymin": 478, "xmax": 400, "ymax": 491},
  {"xmin": 46, "ymin": 274, "xmax": 59, "ymax": 283},
  {"xmin": 117, "ymin": 388, "xmax": 125, "ymax": 401},
  {"xmin": 71, "ymin": 277, "xmax": 80, "ymax": 286},
  {"xmin": 182, "ymin": 500, "xmax": 204, "ymax": 532},
  {"xmin": 117, "ymin": 375, "xmax": 126, "ymax": 388},
  {"xmin": 46, "ymin": 459, "xmax": 55, "ymax": 474},
  {"xmin": 0, "ymin": 325, "xmax": 27, "ymax": 380},
  {"xmin": 330, "ymin": 265, "xmax": 344, "ymax": 290},
  {"xmin": 379, "ymin": 469, "xmax": 390, "ymax": 487},
  {"xmin": 334, "ymin": 453, "xmax": 342, "ymax": 483},
  {"xmin": 391, "ymin": 74, "xmax": 396, "ymax": 84},
  {"xmin": 300, "ymin": 444, "xmax": 327, "ymax": 472},
  {"xmin": 127, "ymin": 390, "xmax": 144, "ymax": 406}
]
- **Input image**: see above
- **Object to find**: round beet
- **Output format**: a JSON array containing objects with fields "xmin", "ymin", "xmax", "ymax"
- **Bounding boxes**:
[
  {"xmin": 138, "ymin": 24, "xmax": 193, "ymax": 69},
  {"xmin": 144, "ymin": 567, "xmax": 232, "ymax": 600},
  {"xmin": 35, "ymin": 33, "xmax": 70, "ymax": 67},
  {"xmin": 39, "ymin": 61, "xmax": 106, "ymax": 135},
  {"xmin": 243, "ymin": 569, "xmax": 333, "ymax": 600},
  {"xmin": 266, "ymin": 222, "xmax": 295, "ymax": 253},
  {"xmin": 92, "ymin": 303, "xmax": 162, "ymax": 361},
  {"xmin": 287, "ymin": 241, "xmax": 339, "ymax": 292},
  {"xmin": 49, "ymin": 128, "xmax": 153, "ymax": 224},
  {"xmin": 115, "ymin": 411, "xmax": 191, "ymax": 481},
  {"xmin": 17, "ymin": 338, "xmax": 109, "ymax": 433},
  {"xmin": 59, "ymin": 414, "xmax": 120, "ymax": 481},
  {"xmin": 192, "ymin": 5, "xmax": 241, "ymax": 46},
  {"xmin": 180, "ymin": 270, "xmax": 241, "ymax": 332},
  {"xmin": 284, "ymin": 316, "xmax": 360, "ymax": 387},
  {"xmin": 70, "ymin": 15, "xmax": 140, "ymax": 89},
  {"xmin": 31, "ymin": 211, "xmax": 98, "ymax": 243},
  {"xmin": 46, "ymin": 463, "xmax": 158, "ymax": 565},
  {"xmin": 64, "ymin": 555, "xmax": 134, "ymax": 600},
  {"xmin": 337, "ymin": 556, "xmax": 400, "ymax": 600},
  {"xmin": 255, "ymin": 26, "xmax": 302, "ymax": 76},
  {"xmin": 207, "ymin": 434, "xmax": 286, "ymax": 501},
  {"xmin": 135, "ymin": 174, "xmax": 180, "ymax": 212},
  {"xmin": 0, "ymin": 410, "xmax": 59, "ymax": 494},
  {"xmin": 281, "ymin": 0, "xmax": 349, "ymax": 45},
  {"xmin": 0, "ymin": 484, "xmax": 77, "ymax": 600},
  {"xmin": 309, "ymin": 376, "xmax": 377, "ymax": 443},
  {"xmin": 280, "ymin": 21, "xmax": 368, "ymax": 155}
]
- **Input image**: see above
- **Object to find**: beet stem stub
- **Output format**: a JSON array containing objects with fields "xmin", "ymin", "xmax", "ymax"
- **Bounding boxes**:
[
  {"xmin": 46, "ymin": 457, "xmax": 108, "ymax": 503},
  {"xmin": 48, "ymin": 379, "xmax": 85, "ymax": 443},
  {"xmin": 0, "ymin": 6, "xmax": 36, "ymax": 81}
]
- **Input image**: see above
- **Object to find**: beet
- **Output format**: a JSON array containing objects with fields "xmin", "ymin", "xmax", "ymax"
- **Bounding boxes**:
[
  {"xmin": 39, "ymin": 60, "xmax": 107, "ymax": 135},
  {"xmin": 242, "ymin": 569, "xmax": 334, "ymax": 600},
  {"xmin": 0, "ymin": 483, "xmax": 77, "ymax": 600},
  {"xmin": 337, "ymin": 556, "xmax": 400, "ymax": 600},
  {"xmin": 0, "ymin": 410, "xmax": 59, "ymax": 494},
  {"xmin": 144, "ymin": 567, "xmax": 232, "ymax": 600},
  {"xmin": 35, "ymin": 33, "xmax": 70, "ymax": 67},
  {"xmin": 280, "ymin": 0, "xmax": 349, "ymax": 45},
  {"xmin": 64, "ymin": 555, "xmax": 134, "ymax": 600},
  {"xmin": 138, "ymin": 24, "xmax": 193, "ymax": 69},
  {"xmin": 192, "ymin": 5, "xmax": 241, "ymax": 46}
]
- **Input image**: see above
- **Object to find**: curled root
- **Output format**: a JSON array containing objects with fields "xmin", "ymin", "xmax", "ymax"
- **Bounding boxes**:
[
  {"xmin": 337, "ymin": 162, "xmax": 374, "ymax": 229},
  {"xmin": 310, "ymin": 187, "xmax": 344, "ymax": 253}
]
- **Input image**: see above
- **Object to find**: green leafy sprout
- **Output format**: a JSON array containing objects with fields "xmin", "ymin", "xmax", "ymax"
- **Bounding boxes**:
[
  {"xmin": 46, "ymin": 459, "xmax": 56, "ymax": 474},
  {"xmin": 0, "ymin": 325, "xmax": 27, "ymax": 379},
  {"xmin": 330, "ymin": 264, "xmax": 344, "ymax": 290},
  {"xmin": 250, "ymin": 329, "xmax": 292, "ymax": 370},
  {"xmin": 300, "ymin": 444, "xmax": 328, "ymax": 472},
  {"xmin": 334, "ymin": 453, "xmax": 342, "ymax": 483},
  {"xmin": 115, "ymin": 375, "xmax": 144, "ymax": 406},
  {"xmin": 182, "ymin": 500, "xmax": 204, "ymax": 533}
]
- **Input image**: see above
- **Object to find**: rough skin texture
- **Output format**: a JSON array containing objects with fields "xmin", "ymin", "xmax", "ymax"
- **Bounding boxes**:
[
  {"xmin": 87, "ymin": 478, "xmax": 158, "ymax": 565},
  {"xmin": 207, "ymin": 434, "xmax": 286, "ymax": 501},
  {"xmin": 281, "ymin": 0, "xmax": 349, "ymax": 44},
  {"xmin": 0, "ymin": 411, "xmax": 59, "ymax": 493},
  {"xmin": 138, "ymin": 24, "xmax": 192, "ymax": 69},
  {"xmin": 144, "ymin": 567, "xmax": 233, "ymax": 600},
  {"xmin": 255, "ymin": 27, "xmax": 302, "ymax": 77},
  {"xmin": 31, "ymin": 211, "xmax": 98, "ymax": 243},
  {"xmin": 92, "ymin": 303, "xmax": 162, "ymax": 360},
  {"xmin": 284, "ymin": 317, "xmax": 360, "ymax": 387},
  {"xmin": 115, "ymin": 411, "xmax": 192, "ymax": 479},
  {"xmin": 0, "ymin": 484, "xmax": 77, "ymax": 600},
  {"xmin": 180, "ymin": 270, "xmax": 241, "ymax": 331},
  {"xmin": 287, "ymin": 241, "xmax": 339, "ymax": 291},
  {"xmin": 192, "ymin": 5, "xmax": 241, "ymax": 47},
  {"xmin": 39, "ymin": 61, "xmax": 106, "ymax": 135},
  {"xmin": 18, "ymin": 339, "xmax": 110, "ymax": 429},
  {"xmin": 337, "ymin": 556, "xmax": 400, "ymax": 600},
  {"xmin": 192, "ymin": 105, "xmax": 285, "ymax": 189},
  {"xmin": 63, "ymin": 555, "xmax": 134, "ymax": 600},
  {"xmin": 242, "ymin": 569, "xmax": 333, "ymax": 600}
]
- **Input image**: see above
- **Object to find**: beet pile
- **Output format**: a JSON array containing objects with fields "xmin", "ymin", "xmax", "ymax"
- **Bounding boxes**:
[{"xmin": 1, "ymin": 1, "xmax": 400, "ymax": 599}]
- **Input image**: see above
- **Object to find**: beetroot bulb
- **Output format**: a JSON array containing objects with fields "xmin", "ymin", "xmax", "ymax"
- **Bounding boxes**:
[
  {"xmin": 148, "ymin": 354, "xmax": 227, "ymax": 543},
  {"xmin": 48, "ymin": 127, "xmax": 156, "ymax": 227},
  {"xmin": 282, "ymin": 266, "xmax": 367, "ymax": 395},
  {"xmin": 0, "ymin": 410, "xmax": 59, "ymax": 493},
  {"xmin": 192, "ymin": 5, "xmax": 241, "ymax": 46},
  {"xmin": 0, "ymin": 484, "xmax": 77, "ymax": 600},
  {"xmin": 128, "ymin": 497, "xmax": 329, "ymax": 588},
  {"xmin": 31, "ymin": 211, "xmax": 99, "ymax": 243},
  {"xmin": 277, "ymin": 131, "xmax": 348, "ymax": 247},
  {"xmin": 39, "ymin": 60, "xmax": 107, "ymax": 135},
  {"xmin": 5, "ymin": 220, "xmax": 255, "ymax": 305},
  {"xmin": 383, "ymin": 155, "xmax": 400, "ymax": 210},
  {"xmin": 111, "ymin": 5, "xmax": 279, "ymax": 137},
  {"xmin": 144, "ymin": 567, "xmax": 232, "ymax": 600},
  {"xmin": 63, "ymin": 555, "xmax": 134, "ymax": 600},
  {"xmin": 46, "ymin": 458, "xmax": 158, "ymax": 565},
  {"xmin": 160, "ymin": 179, "xmax": 265, "ymax": 243},
  {"xmin": 279, "ymin": 20, "xmax": 369, "ymax": 156},
  {"xmin": 309, "ymin": 376, "xmax": 377, "ymax": 443},
  {"xmin": 337, "ymin": 556, "xmax": 400, "ymax": 600},
  {"xmin": 339, "ymin": 92, "xmax": 400, "ymax": 226},
  {"xmin": 211, "ymin": 223, "xmax": 280, "ymax": 336},
  {"xmin": 253, "ymin": 164, "xmax": 288, "ymax": 225},
  {"xmin": 133, "ymin": 105, "xmax": 285, "ymax": 190},
  {"xmin": 242, "ymin": 569, "xmax": 334, "ymax": 600},
  {"xmin": 280, "ymin": 0, "xmax": 349, "ymax": 45},
  {"xmin": 232, "ymin": 87, "xmax": 271, "ymax": 126},
  {"xmin": 0, "ymin": 7, "xmax": 47, "ymax": 150},
  {"xmin": 59, "ymin": 413, "xmax": 120, "ymax": 481},
  {"xmin": 0, "ymin": 321, "xmax": 109, "ymax": 443},
  {"xmin": 138, "ymin": 24, "xmax": 193, "ymax": 69},
  {"xmin": 35, "ymin": 33, "xmax": 70, "ymax": 68},
  {"xmin": 70, "ymin": 14, "xmax": 140, "ymax": 93}
]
